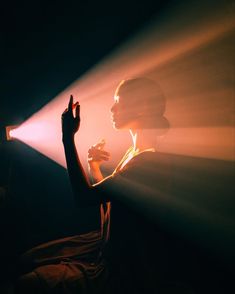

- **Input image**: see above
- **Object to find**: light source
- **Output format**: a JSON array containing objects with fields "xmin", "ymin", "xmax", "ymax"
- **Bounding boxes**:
[{"xmin": 5, "ymin": 125, "xmax": 19, "ymax": 141}]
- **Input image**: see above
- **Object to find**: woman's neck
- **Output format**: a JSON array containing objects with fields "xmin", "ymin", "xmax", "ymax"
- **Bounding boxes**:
[{"xmin": 130, "ymin": 129, "xmax": 157, "ymax": 152}]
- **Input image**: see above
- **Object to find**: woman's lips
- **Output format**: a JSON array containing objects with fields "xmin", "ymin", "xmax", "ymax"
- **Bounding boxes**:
[{"xmin": 111, "ymin": 114, "xmax": 116, "ymax": 121}]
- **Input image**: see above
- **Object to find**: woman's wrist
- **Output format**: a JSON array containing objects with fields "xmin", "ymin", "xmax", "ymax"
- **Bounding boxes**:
[
  {"xmin": 88, "ymin": 161, "xmax": 101, "ymax": 171},
  {"xmin": 62, "ymin": 133, "xmax": 75, "ymax": 143}
]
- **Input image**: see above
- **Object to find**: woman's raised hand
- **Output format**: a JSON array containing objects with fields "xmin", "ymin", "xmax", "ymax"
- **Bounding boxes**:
[{"xmin": 62, "ymin": 95, "xmax": 80, "ymax": 139}]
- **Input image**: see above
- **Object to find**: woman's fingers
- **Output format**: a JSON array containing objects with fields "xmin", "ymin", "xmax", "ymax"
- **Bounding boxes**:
[
  {"xmin": 88, "ymin": 149, "xmax": 110, "ymax": 157},
  {"xmin": 64, "ymin": 95, "xmax": 80, "ymax": 119},
  {"xmin": 93, "ymin": 139, "xmax": 106, "ymax": 149},
  {"xmin": 87, "ymin": 139, "xmax": 110, "ymax": 162},
  {"xmin": 88, "ymin": 154, "xmax": 110, "ymax": 162},
  {"xmin": 75, "ymin": 103, "xmax": 80, "ymax": 118},
  {"xmin": 68, "ymin": 95, "xmax": 73, "ymax": 113},
  {"xmin": 88, "ymin": 148, "xmax": 110, "ymax": 161}
]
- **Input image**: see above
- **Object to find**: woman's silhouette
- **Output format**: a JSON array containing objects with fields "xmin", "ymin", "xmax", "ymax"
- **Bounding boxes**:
[
  {"xmin": 61, "ymin": 77, "xmax": 170, "ymax": 293},
  {"xmin": 14, "ymin": 77, "xmax": 235, "ymax": 294},
  {"xmin": 16, "ymin": 78, "xmax": 171, "ymax": 294}
]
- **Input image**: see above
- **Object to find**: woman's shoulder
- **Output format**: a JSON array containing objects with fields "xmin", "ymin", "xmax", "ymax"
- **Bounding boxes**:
[
  {"xmin": 117, "ymin": 151, "xmax": 173, "ymax": 186},
  {"xmin": 127, "ymin": 150, "xmax": 172, "ymax": 168}
]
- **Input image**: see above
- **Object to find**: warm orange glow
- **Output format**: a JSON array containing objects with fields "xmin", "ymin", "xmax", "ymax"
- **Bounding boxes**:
[
  {"xmin": 8, "ymin": 2, "xmax": 234, "ymax": 259},
  {"xmin": 10, "ymin": 1, "xmax": 234, "ymax": 171},
  {"xmin": 158, "ymin": 127, "xmax": 235, "ymax": 161}
]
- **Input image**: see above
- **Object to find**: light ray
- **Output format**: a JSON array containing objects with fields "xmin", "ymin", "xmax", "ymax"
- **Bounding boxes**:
[{"xmin": 10, "ymin": 0, "xmax": 234, "ymax": 170}]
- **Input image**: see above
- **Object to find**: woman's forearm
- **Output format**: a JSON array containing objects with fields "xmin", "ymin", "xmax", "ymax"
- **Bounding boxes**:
[
  {"xmin": 61, "ymin": 96, "xmax": 105, "ymax": 206},
  {"xmin": 88, "ymin": 162, "xmax": 104, "ymax": 184},
  {"xmin": 63, "ymin": 135, "xmax": 94, "ymax": 206}
]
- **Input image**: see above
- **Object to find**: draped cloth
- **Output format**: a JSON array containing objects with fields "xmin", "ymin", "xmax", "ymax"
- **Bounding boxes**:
[
  {"xmin": 16, "ymin": 231, "xmax": 108, "ymax": 294},
  {"xmin": 16, "ymin": 149, "xmax": 160, "ymax": 294},
  {"xmin": 16, "ymin": 148, "xmax": 207, "ymax": 293}
]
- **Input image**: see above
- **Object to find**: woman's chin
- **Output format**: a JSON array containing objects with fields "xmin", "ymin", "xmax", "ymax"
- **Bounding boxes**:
[
  {"xmin": 112, "ymin": 117, "xmax": 133, "ymax": 129},
  {"xmin": 112, "ymin": 122, "xmax": 120, "ymax": 130},
  {"xmin": 113, "ymin": 121, "xmax": 131, "ymax": 130},
  {"xmin": 112, "ymin": 120, "xmax": 123, "ymax": 130}
]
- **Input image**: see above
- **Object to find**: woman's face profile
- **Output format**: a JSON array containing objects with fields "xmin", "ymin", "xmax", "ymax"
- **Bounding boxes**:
[
  {"xmin": 110, "ymin": 91, "xmax": 138, "ymax": 129},
  {"xmin": 110, "ymin": 94, "xmax": 125, "ymax": 129},
  {"xmin": 110, "ymin": 78, "xmax": 167, "ymax": 130}
]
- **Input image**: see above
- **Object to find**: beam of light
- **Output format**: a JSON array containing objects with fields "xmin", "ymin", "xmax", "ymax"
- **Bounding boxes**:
[
  {"xmin": 9, "ymin": 0, "xmax": 235, "ymax": 256},
  {"xmin": 11, "ymin": 0, "xmax": 235, "ymax": 170},
  {"xmin": 109, "ymin": 169, "xmax": 235, "ymax": 259}
]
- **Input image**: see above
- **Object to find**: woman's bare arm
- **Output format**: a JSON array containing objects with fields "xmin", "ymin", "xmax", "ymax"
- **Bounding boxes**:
[{"xmin": 62, "ymin": 96, "xmax": 96, "ymax": 206}]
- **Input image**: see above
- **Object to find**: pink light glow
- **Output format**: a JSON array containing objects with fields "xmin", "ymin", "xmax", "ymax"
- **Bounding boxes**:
[
  {"xmin": 11, "ymin": 2, "xmax": 234, "ymax": 171},
  {"xmin": 8, "ymin": 2, "xmax": 235, "ymax": 255}
]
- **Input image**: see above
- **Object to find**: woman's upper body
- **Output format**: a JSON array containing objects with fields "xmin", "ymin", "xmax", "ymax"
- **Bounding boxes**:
[
  {"xmin": 61, "ymin": 78, "xmax": 234, "ymax": 292},
  {"xmin": 61, "ymin": 78, "xmax": 169, "ymax": 250},
  {"xmin": 61, "ymin": 78, "xmax": 173, "ymax": 291},
  {"xmin": 61, "ymin": 78, "xmax": 169, "ymax": 205}
]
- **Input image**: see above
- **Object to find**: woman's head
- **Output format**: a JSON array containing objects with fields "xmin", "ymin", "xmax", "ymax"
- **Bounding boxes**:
[{"xmin": 111, "ymin": 77, "xmax": 169, "ymax": 131}]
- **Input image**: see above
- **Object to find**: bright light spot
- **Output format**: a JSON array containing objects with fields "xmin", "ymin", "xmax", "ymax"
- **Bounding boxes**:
[
  {"xmin": 5, "ymin": 125, "xmax": 19, "ymax": 141},
  {"xmin": 9, "ymin": 129, "xmax": 14, "ymax": 138}
]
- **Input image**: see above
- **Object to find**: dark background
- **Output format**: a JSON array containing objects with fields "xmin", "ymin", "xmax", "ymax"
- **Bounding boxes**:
[{"xmin": 1, "ymin": 0, "xmax": 169, "ymax": 124}]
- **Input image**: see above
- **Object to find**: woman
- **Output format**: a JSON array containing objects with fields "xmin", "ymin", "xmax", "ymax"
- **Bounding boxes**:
[
  {"xmin": 61, "ymin": 77, "xmax": 170, "ymax": 293},
  {"xmin": 16, "ymin": 78, "xmax": 170, "ymax": 294},
  {"xmin": 15, "ymin": 77, "xmax": 232, "ymax": 294}
]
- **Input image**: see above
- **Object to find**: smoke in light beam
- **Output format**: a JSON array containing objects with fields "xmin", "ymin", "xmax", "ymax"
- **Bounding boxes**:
[
  {"xmin": 11, "ymin": 0, "xmax": 235, "ymax": 171},
  {"xmin": 9, "ymin": 1, "xmax": 235, "ymax": 258}
]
